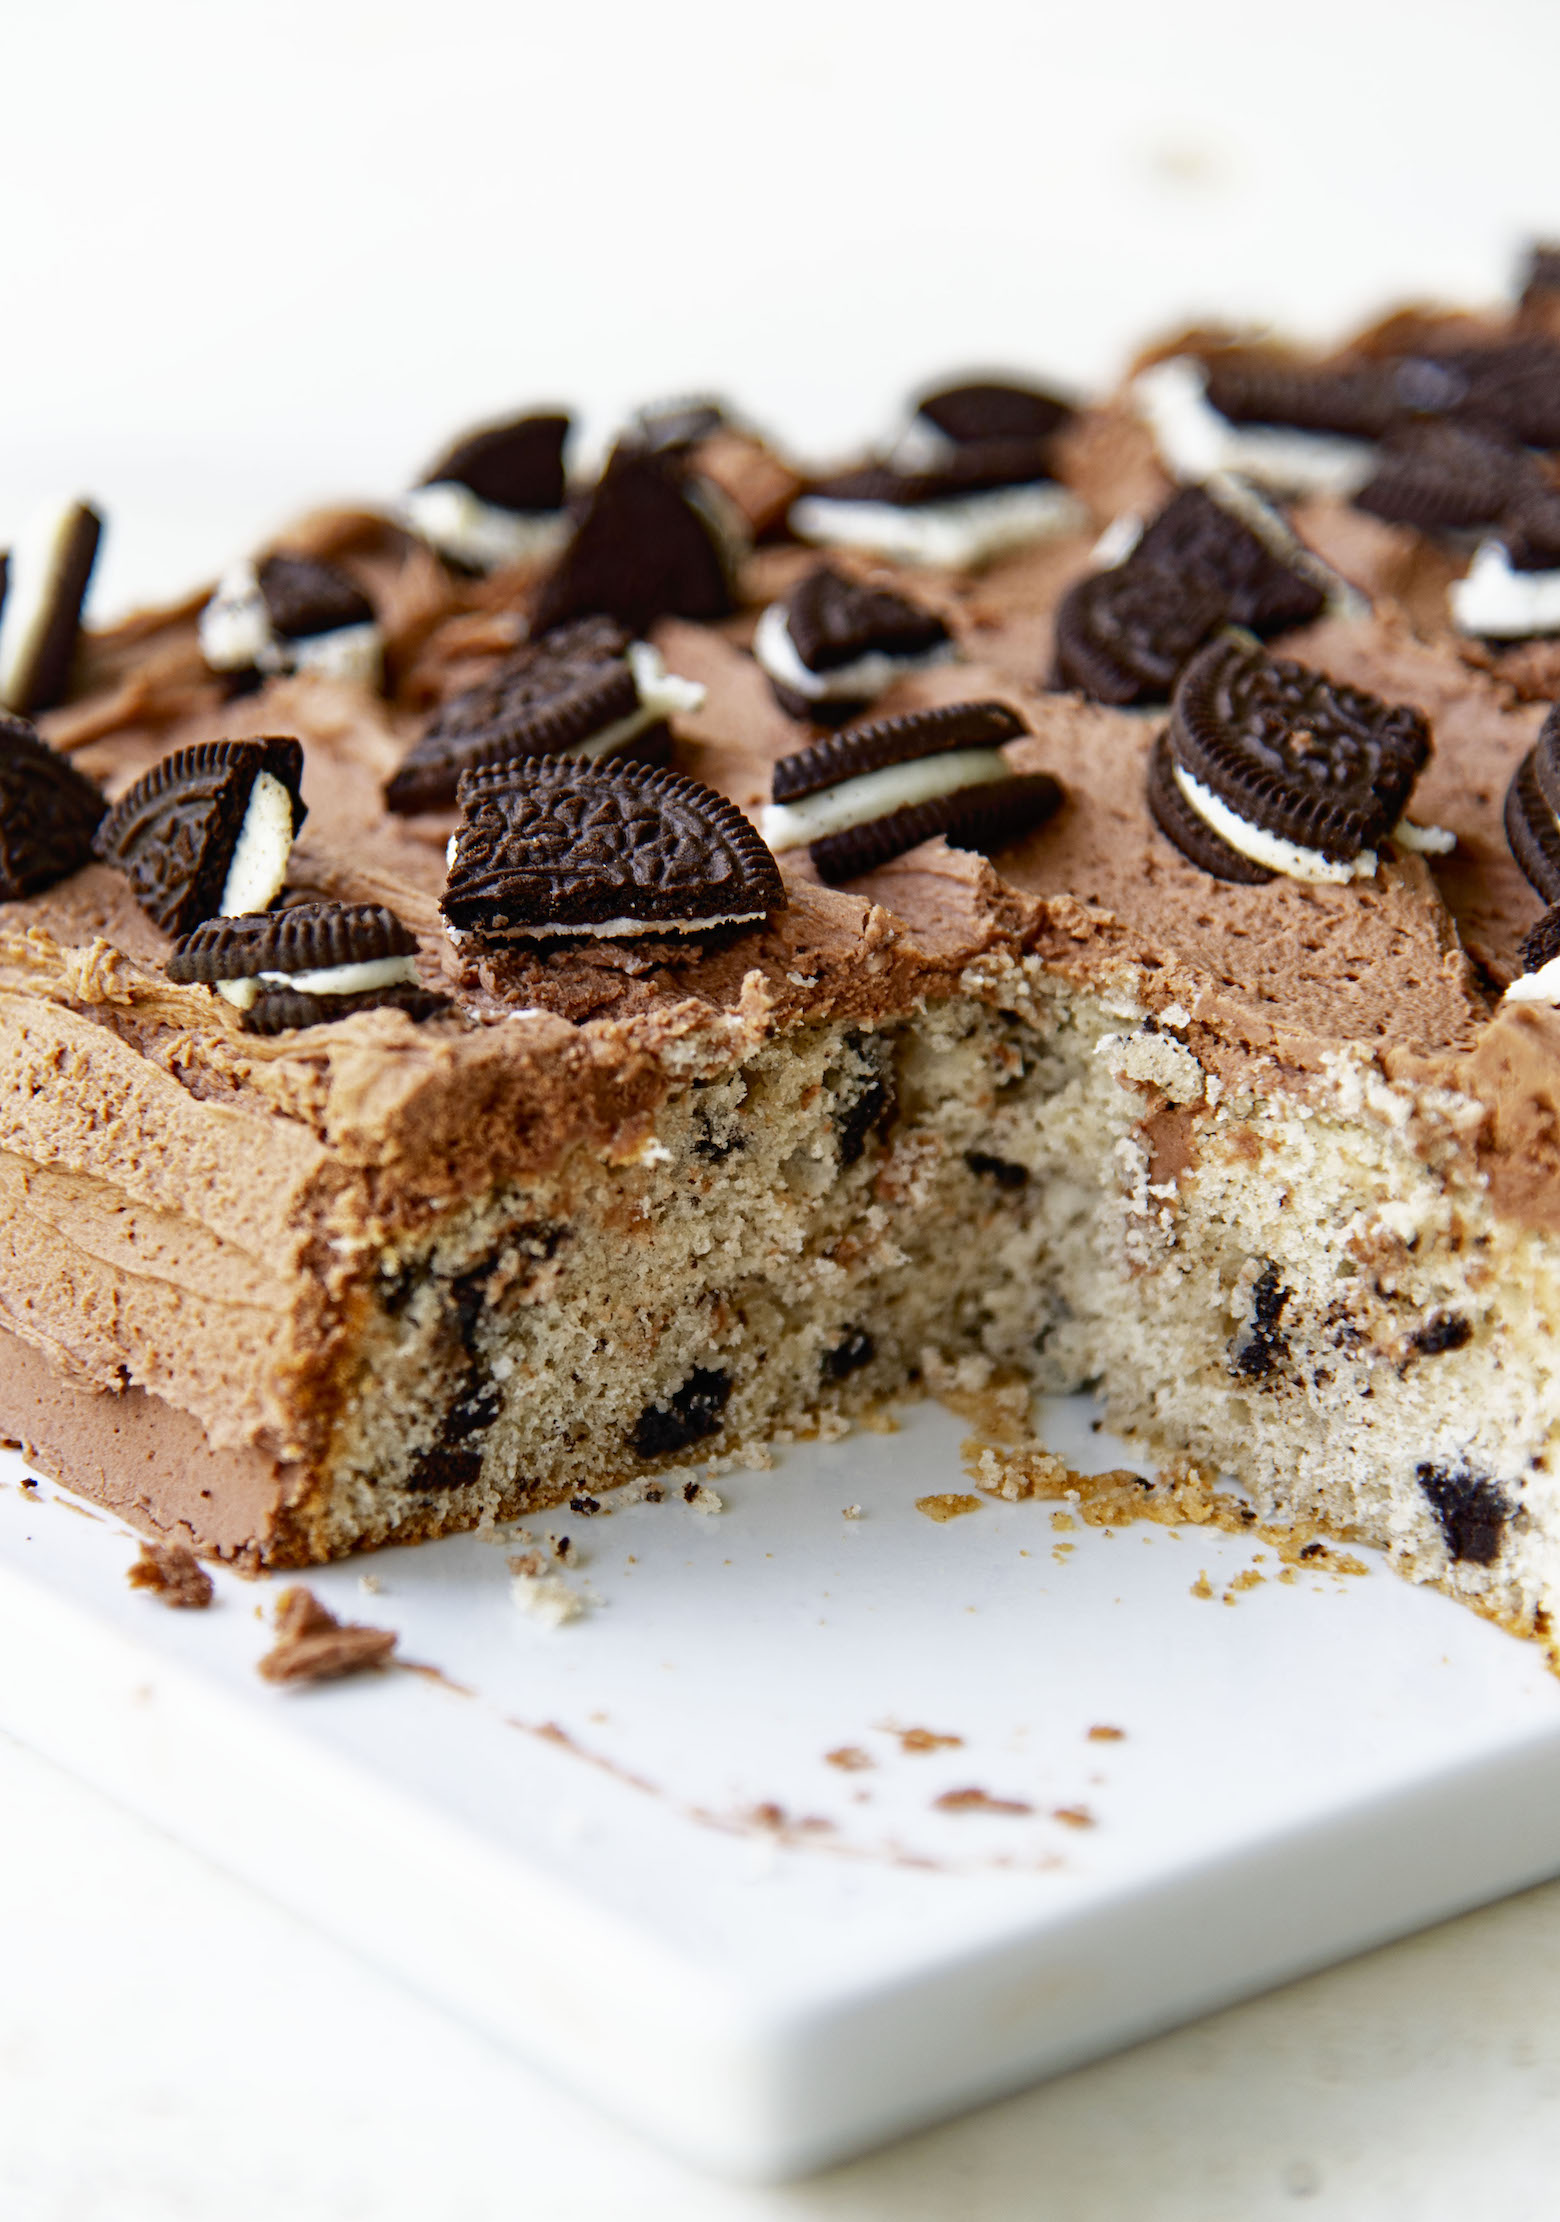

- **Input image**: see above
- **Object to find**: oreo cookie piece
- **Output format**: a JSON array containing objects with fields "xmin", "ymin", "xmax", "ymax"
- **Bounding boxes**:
[
  {"xmin": 441, "ymin": 756, "xmax": 785, "ymax": 944},
  {"xmin": 1145, "ymin": 728, "xmax": 1272, "ymax": 884},
  {"xmin": 763, "ymin": 699, "xmax": 1059, "ymax": 880},
  {"xmin": 790, "ymin": 441, "xmax": 1084, "ymax": 570},
  {"xmin": 1353, "ymin": 421, "xmax": 1524, "ymax": 533},
  {"xmin": 94, "ymin": 736, "xmax": 307, "ymax": 934},
  {"xmin": 403, "ymin": 412, "xmax": 572, "ymax": 573},
  {"xmin": 1154, "ymin": 634, "xmax": 1434, "ymax": 884},
  {"xmin": 753, "ymin": 565, "xmax": 954, "ymax": 725},
  {"xmin": 1503, "ymin": 709, "xmax": 1560, "ymax": 905},
  {"xmin": 531, "ymin": 448, "xmax": 738, "ymax": 636},
  {"xmin": 1201, "ymin": 356, "xmax": 1406, "ymax": 440},
  {"xmin": 1133, "ymin": 357, "xmax": 1379, "ymax": 497},
  {"xmin": 167, "ymin": 900, "xmax": 448, "ymax": 1033},
  {"xmin": 200, "ymin": 552, "xmax": 381, "ymax": 687},
  {"xmin": 0, "ymin": 713, "xmax": 106, "ymax": 900},
  {"xmin": 1505, "ymin": 898, "xmax": 1560, "ymax": 1005},
  {"xmin": 912, "ymin": 379, "xmax": 1073, "ymax": 448},
  {"xmin": 1438, "ymin": 339, "xmax": 1560, "ymax": 450},
  {"xmin": 384, "ymin": 617, "xmax": 705, "ymax": 814},
  {"xmin": 1520, "ymin": 243, "xmax": 1560, "ymax": 311},
  {"xmin": 621, "ymin": 396, "xmax": 727, "ymax": 454},
  {"xmin": 0, "ymin": 498, "xmax": 104, "ymax": 717},
  {"xmin": 1053, "ymin": 484, "xmax": 1331, "ymax": 706}
]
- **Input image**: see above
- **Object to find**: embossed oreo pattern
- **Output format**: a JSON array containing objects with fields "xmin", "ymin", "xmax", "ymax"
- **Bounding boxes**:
[
  {"xmin": 772, "ymin": 702, "xmax": 1026, "ymax": 806},
  {"xmin": 443, "ymin": 756, "xmax": 785, "ymax": 939},
  {"xmin": 0, "ymin": 714, "xmax": 106, "ymax": 899},
  {"xmin": 167, "ymin": 901, "xmax": 419, "ymax": 982},
  {"xmin": 531, "ymin": 450, "xmax": 733, "ymax": 635},
  {"xmin": 93, "ymin": 736, "xmax": 307, "ymax": 934}
]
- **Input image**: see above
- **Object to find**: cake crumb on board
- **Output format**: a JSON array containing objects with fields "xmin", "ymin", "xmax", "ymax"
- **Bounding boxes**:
[
  {"xmin": 258, "ymin": 1588, "xmax": 396, "ymax": 1684},
  {"xmin": 126, "ymin": 1542, "xmax": 213, "ymax": 1610},
  {"xmin": 916, "ymin": 1492, "xmax": 983, "ymax": 1522}
]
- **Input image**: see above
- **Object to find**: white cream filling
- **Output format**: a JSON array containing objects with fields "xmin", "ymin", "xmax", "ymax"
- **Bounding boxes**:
[
  {"xmin": 219, "ymin": 770, "xmax": 297, "ymax": 916},
  {"xmin": 199, "ymin": 559, "xmax": 383, "ymax": 685},
  {"xmin": 216, "ymin": 953, "xmax": 420, "ymax": 1011},
  {"xmin": 451, "ymin": 909, "xmax": 766, "ymax": 946},
  {"xmin": 400, "ymin": 482, "xmax": 570, "ymax": 573},
  {"xmin": 752, "ymin": 598, "xmax": 955, "ymax": 703},
  {"xmin": 788, "ymin": 481, "xmax": 1085, "ymax": 570},
  {"xmin": 0, "ymin": 496, "xmax": 93, "ymax": 711},
  {"xmin": 1451, "ymin": 539, "xmax": 1560, "ymax": 638},
  {"xmin": 761, "ymin": 747, "xmax": 1009, "ymax": 854},
  {"xmin": 1172, "ymin": 760, "xmax": 1452, "ymax": 883},
  {"xmin": 1505, "ymin": 953, "xmax": 1560, "ymax": 1006},
  {"xmin": 1133, "ymin": 359, "xmax": 1375, "ymax": 499},
  {"xmin": 1089, "ymin": 512, "xmax": 1145, "ymax": 569},
  {"xmin": 569, "ymin": 640, "xmax": 706, "ymax": 761}
]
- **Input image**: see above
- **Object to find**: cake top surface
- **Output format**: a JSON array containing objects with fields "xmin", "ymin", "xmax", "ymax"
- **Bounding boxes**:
[{"xmin": 7, "ymin": 293, "xmax": 1560, "ymax": 1234}]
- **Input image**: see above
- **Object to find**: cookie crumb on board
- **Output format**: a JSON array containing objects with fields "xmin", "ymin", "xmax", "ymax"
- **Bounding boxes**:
[
  {"xmin": 257, "ymin": 1587, "xmax": 397, "ymax": 1684},
  {"xmin": 127, "ymin": 1541, "xmax": 214, "ymax": 1610}
]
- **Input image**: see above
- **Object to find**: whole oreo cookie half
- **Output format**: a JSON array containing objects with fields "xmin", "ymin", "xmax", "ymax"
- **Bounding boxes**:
[
  {"xmin": 531, "ymin": 449, "xmax": 737, "ymax": 636},
  {"xmin": 0, "ymin": 713, "xmax": 106, "ymax": 899},
  {"xmin": 168, "ymin": 900, "xmax": 449, "ymax": 1033},
  {"xmin": 441, "ymin": 756, "xmax": 785, "ymax": 944},
  {"xmin": 1153, "ymin": 633, "xmax": 1432, "ymax": 883},
  {"xmin": 762, "ymin": 699, "xmax": 1060, "ymax": 882},
  {"xmin": 1503, "ymin": 705, "xmax": 1560, "ymax": 905},
  {"xmin": 755, "ymin": 565, "xmax": 953, "ymax": 724},
  {"xmin": 0, "ymin": 498, "xmax": 104, "ymax": 718},
  {"xmin": 385, "ymin": 616, "xmax": 704, "ymax": 814},
  {"xmin": 94, "ymin": 736, "xmax": 307, "ymax": 934}
]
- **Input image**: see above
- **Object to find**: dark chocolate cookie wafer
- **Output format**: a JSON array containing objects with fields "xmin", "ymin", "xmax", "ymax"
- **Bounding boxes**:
[
  {"xmin": 1516, "ymin": 901, "xmax": 1560, "ymax": 978},
  {"xmin": 913, "ymin": 379, "xmax": 1073, "ymax": 446},
  {"xmin": 94, "ymin": 736, "xmax": 307, "ymax": 934},
  {"xmin": 807, "ymin": 438, "xmax": 1059, "ymax": 508},
  {"xmin": 255, "ymin": 554, "xmax": 375, "ymax": 641},
  {"xmin": 1500, "ymin": 478, "xmax": 1560, "ymax": 573},
  {"xmin": 0, "ymin": 713, "xmax": 106, "ymax": 899},
  {"xmin": 531, "ymin": 449, "xmax": 735, "ymax": 635},
  {"xmin": 1145, "ymin": 729, "xmax": 1273, "ymax": 884},
  {"xmin": 1200, "ymin": 355, "xmax": 1405, "ymax": 439},
  {"xmin": 771, "ymin": 702, "xmax": 1026, "ymax": 804},
  {"xmin": 1353, "ymin": 422, "xmax": 1524, "ymax": 532},
  {"xmin": 0, "ymin": 499, "xmax": 104, "ymax": 717},
  {"xmin": 1053, "ymin": 564, "xmax": 1228, "ymax": 706},
  {"xmin": 168, "ymin": 900, "xmax": 448, "ymax": 1033},
  {"xmin": 1134, "ymin": 487, "xmax": 1329, "ymax": 634},
  {"xmin": 1504, "ymin": 710, "xmax": 1560, "ymax": 904},
  {"xmin": 808, "ymin": 772, "xmax": 1061, "ymax": 884},
  {"xmin": 623, "ymin": 397, "xmax": 727, "ymax": 454},
  {"xmin": 787, "ymin": 567, "xmax": 950, "ymax": 674},
  {"xmin": 385, "ymin": 617, "xmax": 675, "ymax": 814},
  {"xmin": 442, "ymin": 757, "xmax": 785, "ymax": 942},
  {"xmin": 1170, "ymin": 634, "xmax": 1431, "ymax": 867},
  {"xmin": 419, "ymin": 413, "xmax": 571, "ymax": 515},
  {"xmin": 1439, "ymin": 339, "xmax": 1560, "ymax": 450}
]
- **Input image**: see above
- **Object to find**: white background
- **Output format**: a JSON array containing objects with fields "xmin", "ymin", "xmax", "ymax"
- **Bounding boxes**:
[{"xmin": 6, "ymin": 1, "xmax": 1560, "ymax": 2213}]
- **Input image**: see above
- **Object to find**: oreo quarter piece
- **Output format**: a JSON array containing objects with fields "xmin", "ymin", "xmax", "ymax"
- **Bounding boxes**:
[
  {"xmin": 0, "ymin": 713, "xmax": 107, "ymax": 900},
  {"xmin": 1161, "ymin": 634, "xmax": 1432, "ymax": 884},
  {"xmin": 531, "ymin": 449, "xmax": 737, "ymax": 636},
  {"xmin": 0, "ymin": 498, "xmax": 103, "ymax": 717},
  {"xmin": 404, "ymin": 412, "xmax": 572, "ymax": 572},
  {"xmin": 762, "ymin": 699, "xmax": 1056, "ymax": 877},
  {"xmin": 94, "ymin": 736, "xmax": 307, "ymax": 934},
  {"xmin": 201, "ymin": 552, "xmax": 380, "ymax": 685},
  {"xmin": 753, "ymin": 566, "xmax": 953, "ymax": 724},
  {"xmin": 168, "ymin": 900, "xmax": 448, "ymax": 1032},
  {"xmin": 1504, "ymin": 709, "xmax": 1560, "ymax": 905},
  {"xmin": 441, "ymin": 757, "xmax": 785, "ymax": 944},
  {"xmin": 385, "ymin": 618, "xmax": 703, "ymax": 814}
]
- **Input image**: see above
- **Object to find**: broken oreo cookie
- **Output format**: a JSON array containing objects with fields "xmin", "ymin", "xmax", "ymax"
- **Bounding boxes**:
[
  {"xmin": 94, "ymin": 735, "xmax": 307, "ymax": 934},
  {"xmin": 1134, "ymin": 357, "xmax": 1381, "ymax": 497},
  {"xmin": 0, "ymin": 497, "xmax": 104, "ymax": 717},
  {"xmin": 403, "ymin": 411, "xmax": 572, "ymax": 573},
  {"xmin": 385, "ymin": 616, "xmax": 705, "ymax": 814},
  {"xmin": 753, "ymin": 565, "xmax": 954, "ymax": 724},
  {"xmin": 762, "ymin": 700, "xmax": 1060, "ymax": 883},
  {"xmin": 911, "ymin": 378, "xmax": 1073, "ymax": 450},
  {"xmin": 1053, "ymin": 483, "xmax": 1331, "ymax": 706},
  {"xmin": 168, "ymin": 900, "xmax": 448, "ymax": 1033},
  {"xmin": 441, "ymin": 755, "xmax": 785, "ymax": 944},
  {"xmin": 1149, "ymin": 633, "xmax": 1436, "ymax": 885},
  {"xmin": 531, "ymin": 447, "xmax": 740, "ymax": 636},
  {"xmin": 0, "ymin": 713, "xmax": 106, "ymax": 899},
  {"xmin": 1353, "ymin": 421, "xmax": 1524, "ymax": 533},
  {"xmin": 1503, "ymin": 704, "xmax": 1560, "ymax": 906},
  {"xmin": 1505, "ymin": 897, "xmax": 1560, "ymax": 1006},
  {"xmin": 200, "ymin": 552, "xmax": 381, "ymax": 688},
  {"xmin": 792, "ymin": 441, "xmax": 1083, "ymax": 571}
]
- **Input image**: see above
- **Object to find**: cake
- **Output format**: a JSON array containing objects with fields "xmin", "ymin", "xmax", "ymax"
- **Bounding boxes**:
[{"xmin": 4, "ymin": 259, "xmax": 1560, "ymax": 1661}]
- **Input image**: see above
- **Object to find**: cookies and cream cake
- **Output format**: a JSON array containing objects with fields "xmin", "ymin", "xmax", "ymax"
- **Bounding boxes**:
[{"xmin": 5, "ymin": 254, "xmax": 1560, "ymax": 1668}]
